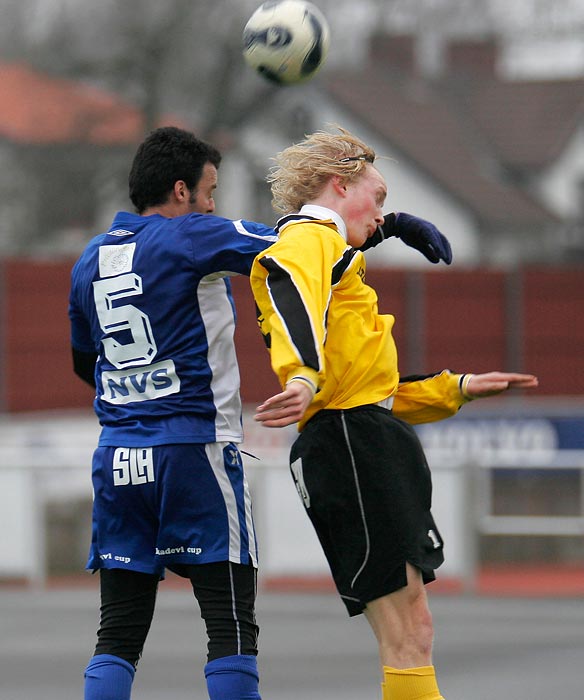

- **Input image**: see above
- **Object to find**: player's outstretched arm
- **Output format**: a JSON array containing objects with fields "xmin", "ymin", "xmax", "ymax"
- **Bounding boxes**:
[
  {"xmin": 254, "ymin": 380, "xmax": 314, "ymax": 428},
  {"xmin": 391, "ymin": 369, "xmax": 539, "ymax": 425},
  {"xmin": 464, "ymin": 372, "xmax": 539, "ymax": 399},
  {"xmin": 359, "ymin": 212, "xmax": 452, "ymax": 264}
]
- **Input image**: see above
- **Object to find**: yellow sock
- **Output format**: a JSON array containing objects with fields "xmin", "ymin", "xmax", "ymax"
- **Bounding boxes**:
[{"xmin": 381, "ymin": 665, "xmax": 444, "ymax": 700}]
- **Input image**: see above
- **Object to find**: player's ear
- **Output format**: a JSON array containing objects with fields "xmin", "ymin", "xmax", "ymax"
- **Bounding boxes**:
[
  {"xmin": 331, "ymin": 175, "xmax": 348, "ymax": 196},
  {"xmin": 173, "ymin": 180, "xmax": 188, "ymax": 202}
]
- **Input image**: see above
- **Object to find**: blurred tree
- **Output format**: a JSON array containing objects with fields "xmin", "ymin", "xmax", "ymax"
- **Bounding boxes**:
[
  {"xmin": 3, "ymin": 0, "xmax": 583, "ymax": 135},
  {"xmin": 0, "ymin": 0, "xmax": 276, "ymax": 138},
  {"xmin": 0, "ymin": 0, "xmax": 276, "ymax": 253}
]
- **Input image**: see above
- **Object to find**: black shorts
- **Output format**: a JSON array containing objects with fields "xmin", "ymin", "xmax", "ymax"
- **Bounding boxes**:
[{"xmin": 289, "ymin": 404, "xmax": 444, "ymax": 617}]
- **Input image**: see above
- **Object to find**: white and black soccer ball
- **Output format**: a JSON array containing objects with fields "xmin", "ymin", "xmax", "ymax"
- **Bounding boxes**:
[{"xmin": 242, "ymin": 0, "xmax": 330, "ymax": 85}]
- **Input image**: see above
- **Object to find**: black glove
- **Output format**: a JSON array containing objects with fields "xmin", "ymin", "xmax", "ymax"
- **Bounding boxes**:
[{"xmin": 359, "ymin": 212, "xmax": 453, "ymax": 264}]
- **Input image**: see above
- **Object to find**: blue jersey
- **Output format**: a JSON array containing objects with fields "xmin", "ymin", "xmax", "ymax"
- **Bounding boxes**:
[{"xmin": 69, "ymin": 211, "xmax": 277, "ymax": 447}]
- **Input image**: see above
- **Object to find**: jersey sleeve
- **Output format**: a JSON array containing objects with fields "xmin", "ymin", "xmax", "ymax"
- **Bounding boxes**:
[
  {"xmin": 184, "ymin": 215, "xmax": 278, "ymax": 278},
  {"xmin": 392, "ymin": 370, "xmax": 470, "ymax": 424},
  {"xmin": 251, "ymin": 225, "xmax": 341, "ymax": 392},
  {"xmin": 68, "ymin": 263, "xmax": 97, "ymax": 353}
]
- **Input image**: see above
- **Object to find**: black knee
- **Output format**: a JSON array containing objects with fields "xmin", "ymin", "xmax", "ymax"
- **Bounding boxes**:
[
  {"xmin": 187, "ymin": 562, "xmax": 259, "ymax": 662},
  {"xmin": 94, "ymin": 568, "xmax": 159, "ymax": 667}
]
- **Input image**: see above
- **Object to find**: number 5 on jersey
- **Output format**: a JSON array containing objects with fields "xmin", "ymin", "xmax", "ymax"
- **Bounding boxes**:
[{"xmin": 93, "ymin": 273, "xmax": 157, "ymax": 369}]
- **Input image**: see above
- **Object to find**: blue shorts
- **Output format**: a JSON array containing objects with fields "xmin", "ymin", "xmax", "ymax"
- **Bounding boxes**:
[{"xmin": 87, "ymin": 442, "xmax": 258, "ymax": 577}]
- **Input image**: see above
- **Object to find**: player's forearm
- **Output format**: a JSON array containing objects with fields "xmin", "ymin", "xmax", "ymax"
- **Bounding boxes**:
[{"xmin": 392, "ymin": 370, "xmax": 468, "ymax": 424}]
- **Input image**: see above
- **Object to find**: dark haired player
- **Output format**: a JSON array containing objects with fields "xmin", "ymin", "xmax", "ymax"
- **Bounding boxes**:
[{"xmin": 69, "ymin": 125, "xmax": 453, "ymax": 700}]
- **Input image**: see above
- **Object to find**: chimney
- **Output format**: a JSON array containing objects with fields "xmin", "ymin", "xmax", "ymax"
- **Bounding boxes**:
[
  {"xmin": 444, "ymin": 38, "xmax": 499, "ymax": 78},
  {"xmin": 369, "ymin": 34, "xmax": 417, "ymax": 76}
]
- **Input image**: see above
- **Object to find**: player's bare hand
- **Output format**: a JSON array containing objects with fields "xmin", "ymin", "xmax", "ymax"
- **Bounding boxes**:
[
  {"xmin": 254, "ymin": 381, "xmax": 314, "ymax": 427},
  {"xmin": 466, "ymin": 372, "xmax": 539, "ymax": 399}
]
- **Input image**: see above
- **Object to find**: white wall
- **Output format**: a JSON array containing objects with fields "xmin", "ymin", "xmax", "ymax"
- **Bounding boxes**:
[{"xmin": 534, "ymin": 125, "xmax": 584, "ymax": 219}]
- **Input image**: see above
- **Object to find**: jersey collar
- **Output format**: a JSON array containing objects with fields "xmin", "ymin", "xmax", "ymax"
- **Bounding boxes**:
[
  {"xmin": 299, "ymin": 205, "xmax": 347, "ymax": 241},
  {"xmin": 275, "ymin": 205, "xmax": 347, "ymax": 241}
]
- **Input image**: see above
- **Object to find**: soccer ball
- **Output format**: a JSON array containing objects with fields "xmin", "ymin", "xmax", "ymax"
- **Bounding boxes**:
[{"xmin": 242, "ymin": 1, "xmax": 330, "ymax": 85}]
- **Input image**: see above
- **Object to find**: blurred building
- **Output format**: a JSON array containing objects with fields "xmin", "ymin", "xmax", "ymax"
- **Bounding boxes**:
[
  {"xmin": 0, "ymin": 35, "xmax": 583, "ymax": 265},
  {"xmin": 0, "ymin": 61, "xmax": 172, "ymax": 257},
  {"xmin": 226, "ymin": 34, "xmax": 584, "ymax": 267}
]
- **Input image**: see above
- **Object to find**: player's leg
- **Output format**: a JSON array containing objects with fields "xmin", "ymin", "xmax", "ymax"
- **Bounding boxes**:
[
  {"xmin": 187, "ymin": 561, "xmax": 261, "ymax": 700},
  {"xmin": 155, "ymin": 442, "xmax": 261, "ymax": 698},
  {"xmin": 84, "ymin": 445, "xmax": 163, "ymax": 699},
  {"xmin": 84, "ymin": 568, "xmax": 159, "ymax": 700},
  {"xmin": 290, "ymin": 407, "xmax": 446, "ymax": 699},
  {"xmin": 364, "ymin": 563, "xmax": 444, "ymax": 700}
]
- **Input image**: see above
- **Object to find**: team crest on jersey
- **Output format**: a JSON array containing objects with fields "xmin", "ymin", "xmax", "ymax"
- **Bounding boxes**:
[{"xmin": 99, "ymin": 243, "xmax": 136, "ymax": 278}]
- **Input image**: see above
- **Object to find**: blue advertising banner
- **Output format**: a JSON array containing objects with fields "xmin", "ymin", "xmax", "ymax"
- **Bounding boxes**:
[{"xmin": 416, "ymin": 414, "xmax": 584, "ymax": 465}]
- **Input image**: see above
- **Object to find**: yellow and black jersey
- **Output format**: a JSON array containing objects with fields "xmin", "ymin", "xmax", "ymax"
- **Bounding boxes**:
[{"xmin": 250, "ymin": 215, "xmax": 469, "ymax": 430}]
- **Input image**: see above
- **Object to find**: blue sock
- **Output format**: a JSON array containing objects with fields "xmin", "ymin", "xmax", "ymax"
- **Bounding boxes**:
[
  {"xmin": 204, "ymin": 654, "xmax": 261, "ymax": 700},
  {"xmin": 84, "ymin": 653, "xmax": 135, "ymax": 700}
]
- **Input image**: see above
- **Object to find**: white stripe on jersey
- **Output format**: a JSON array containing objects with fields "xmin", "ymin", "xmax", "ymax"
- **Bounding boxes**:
[
  {"xmin": 197, "ymin": 275, "xmax": 243, "ymax": 443},
  {"xmin": 233, "ymin": 219, "xmax": 278, "ymax": 242},
  {"xmin": 206, "ymin": 442, "xmax": 242, "ymax": 563}
]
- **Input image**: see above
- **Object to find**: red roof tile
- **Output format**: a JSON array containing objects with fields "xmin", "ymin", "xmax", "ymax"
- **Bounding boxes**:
[
  {"xmin": 324, "ymin": 36, "xmax": 583, "ymax": 226},
  {"xmin": 326, "ymin": 68, "xmax": 555, "ymax": 226},
  {"xmin": 460, "ymin": 78, "xmax": 584, "ymax": 167},
  {"xmin": 0, "ymin": 62, "xmax": 143, "ymax": 145}
]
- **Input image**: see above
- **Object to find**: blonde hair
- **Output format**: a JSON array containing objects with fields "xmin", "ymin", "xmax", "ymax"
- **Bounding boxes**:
[{"xmin": 268, "ymin": 126, "xmax": 376, "ymax": 214}]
